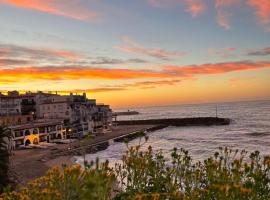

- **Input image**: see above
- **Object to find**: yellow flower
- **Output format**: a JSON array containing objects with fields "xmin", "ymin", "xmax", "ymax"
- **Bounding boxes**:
[{"xmin": 240, "ymin": 187, "xmax": 251, "ymax": 193}]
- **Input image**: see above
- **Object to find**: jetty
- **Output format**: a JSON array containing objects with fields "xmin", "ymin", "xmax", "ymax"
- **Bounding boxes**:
[
  {"xmin": 117, "ymin": 117, "xmax": 230, "ymax": 126},
  {"xmin": 70, "ymin": 117, "xmax": 230, "ymax": 155},
  {"xmin": 113, "ymin": 110, "xmax": 139, "ymax": 116}
]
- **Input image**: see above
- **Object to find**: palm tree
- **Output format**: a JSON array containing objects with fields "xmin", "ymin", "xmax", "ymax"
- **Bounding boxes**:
[{"xmin": 0, "ymin": 126, "xmax": 12, "ymax": 192}]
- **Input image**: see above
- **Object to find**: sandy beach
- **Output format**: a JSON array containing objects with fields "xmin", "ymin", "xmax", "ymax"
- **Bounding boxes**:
[{"xmin": 9, "ymin": 125, "xmax": 155, "ymax": 185}]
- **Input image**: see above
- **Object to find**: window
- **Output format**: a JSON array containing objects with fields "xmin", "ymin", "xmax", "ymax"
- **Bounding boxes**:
[
  {"xmin": 39, "ymin": 127, "xmax": 45, "ymax": 133},
  {"xmin": 15, "ymin": 131, "xmax": 22, "ymax": 137},
  {"xmin": 33, "ymin": 129, "xmax": 38, "ymax": 134},
  {"xmin": 25, "ymin": 130, "xmax": 30, "ymax": 136},
  {"xmin": 50, "ymin": 126, "xmax": 56, "ymax": 131}
]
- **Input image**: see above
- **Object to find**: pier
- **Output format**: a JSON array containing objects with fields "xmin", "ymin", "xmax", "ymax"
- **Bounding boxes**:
[
  {"xmin": 117, "ymin": 117, "xmax": 230, "ymax": 126},
  {"xmin": 69, "ymin": 117, "xmax": 230, "ymax": 155}
]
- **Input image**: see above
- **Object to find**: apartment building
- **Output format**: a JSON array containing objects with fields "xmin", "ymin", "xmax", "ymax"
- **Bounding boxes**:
[
  {"xmin": 1, "ymin": 91, "xmax": 113, "ymax": 148},
  {"xmin": 10, "ymin": 119, "xmax": 65, "ymax": 148},
  {"xmin": 0, "ymin": 91, "xmax": 22, "ymax": 116}
]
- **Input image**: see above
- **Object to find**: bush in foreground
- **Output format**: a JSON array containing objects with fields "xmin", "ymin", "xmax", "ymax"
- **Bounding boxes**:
[
  {"xmin": 1, "ymin": 145, "xmax": 270, "ymax": 200},
  {"xmin": 0, "ymin": 126, "xmax": 12, "ymax": 193}
]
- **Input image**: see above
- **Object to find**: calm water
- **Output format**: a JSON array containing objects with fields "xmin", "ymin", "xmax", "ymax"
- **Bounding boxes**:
[{"xmin": 76, "ymin": 100, "xmax": 270, "ymax": 164}]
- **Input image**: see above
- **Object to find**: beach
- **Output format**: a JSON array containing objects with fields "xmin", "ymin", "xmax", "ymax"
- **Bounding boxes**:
[{"xmin": 9, "ymin": 125, "xmax": 155, "ymax": 185}]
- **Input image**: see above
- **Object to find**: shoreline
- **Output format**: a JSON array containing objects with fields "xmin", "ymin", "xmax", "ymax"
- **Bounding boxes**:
[
  {"xmin": 10, "ymin": 117, "xmax": 230, "ymax": 185},
  {"xmin": 10, "ymin": 125, "xmax": 156, "ymax": 185}
]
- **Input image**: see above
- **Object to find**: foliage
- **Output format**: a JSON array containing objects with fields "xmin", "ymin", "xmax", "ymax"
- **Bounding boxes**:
[
  {"xmin": 1, "ymin": 140, "xmax": 270, "ymax": 199},
  {"xmin": 1, "ymin": 160, "xmax": 116, "ymax": 200},
  {"xmin": 0, "ymin": 126, "xmax": 12, "ymax": 192},
  {"xmin": 115, "ymin": 146, "xmax": 270, "ymax": 199}
]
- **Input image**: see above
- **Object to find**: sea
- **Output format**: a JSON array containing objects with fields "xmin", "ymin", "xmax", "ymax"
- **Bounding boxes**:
[{"xmin": 76, "ymin": 100, "xmax": 270, "ymax": 165}]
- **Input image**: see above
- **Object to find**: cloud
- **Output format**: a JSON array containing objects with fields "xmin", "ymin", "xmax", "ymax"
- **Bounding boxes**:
[
  {"xmin": 208, "ymin": 47, "xmax": 237, "ymax": 58},
  {"xmin": 0, "ymin": 79, "xmax": 182, "ymax": 93},
  {"xmin": 148, "ymin": 0, "xmax": 205, "ymax": 17},
  {"xmin": 90, "ymin": 57, "xmax": 147, "ymax": 65},
  {"xmin": 55, "ymin": 79, "xmax": 182, "ymax": 93},
  {"xmin": 0, "ymin": 43, "xmax": 150, "ymax": 67},
  {"xmin": 216, "ymin": 10, "xmax": 232, "ymax": 30},
  {"xmin": 0, "ymin": 0, "xmax": 99, "ymax": 21},
  {"xmin": 115, "ymin": 79, "xmax": 182, "ymax": 89},
  {"xmin": 116, "ymin": 46, "xmax": 185, "ymax": 60},
  {"xmin": 0, "ymin": 66, "xmax": 174, "ymax": 84},
  {"xmin": 0, "ymin": 42, "xmax": 149, "ymax": 67},
  {"xmin": 185, "ymin": 0, "xmax": 206, "ymax": 17},
  {"xmin": 0, "ymin": 61, "xmax": 269, "ymax": 84},
  {"xmin": 0, "ymin": 58, "xmax": 30, "ymax": 66},
  {"xmin": 59, "ymin": 87, "xmax": 127, "ymax": 93},
  {"xmin": 0, "ymin": 87, "xmax": 127, "ymax": 93},
  {"xmin": 148, "ymin": 0, "xmax": 270, "ymax": 31},
  {"xmin": 247, "ymin": 0, "xmax": 270, "ymax": 31},
  {"xmin": 147, "ymin": 0, "xmax": 175, "ymax": 8},
  {"xmin": 163, "ymin": 61, "xmax": 270, "ymax": 75},
  {"xmin": 0, "ymin": 43, "xmax": 82, "ymax": 63},
  {"xmin": 115, "ymin": 37, "xmax": 185, "ymax": 60},
  {"xmin": 214, "ymin": 0, "xmax": 240, "ymax": 30},
  {"xmin": 0, "ymin": 48, "xmax": 10, "ymax": 57},
  {"xmin": 247, "ymin": 47, "xmax": 270, "ymax": 56}
]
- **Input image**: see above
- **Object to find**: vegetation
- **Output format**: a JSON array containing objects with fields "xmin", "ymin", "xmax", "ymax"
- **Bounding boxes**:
[
  {"xmin": 0, "ymin": 137, "xmax": 270, "ymax": 199},
  {"xmin": 0, "ymin": 126, "xmax": 12, "ymax": 193}
]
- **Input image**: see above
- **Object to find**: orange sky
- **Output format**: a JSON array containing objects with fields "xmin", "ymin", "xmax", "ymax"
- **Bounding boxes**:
[{"xmin": 0, "ymin": 0, "xmax": 270, "ymax": 108}]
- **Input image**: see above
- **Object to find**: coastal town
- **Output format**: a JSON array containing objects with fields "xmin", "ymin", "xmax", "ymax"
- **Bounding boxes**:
[
  {"xmin": 0, "ymin": 90, "xmax": 231, "ymax": 185},
  {"xmin": 0, "ymin": 90, "xmax": 157, "ymax": 184},
  {"xmin": 1, "ymin": 0, "xmax": 269, "ymax": 198},
  {"xmin": 0, "ymin": 91, "xmax": 113, "ymax": 150}
]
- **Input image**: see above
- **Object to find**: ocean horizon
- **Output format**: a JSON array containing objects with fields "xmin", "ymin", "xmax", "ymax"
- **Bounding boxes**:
[{"xmin": 113, "ymin": 98, "xmax": 270, "ymax": 110}]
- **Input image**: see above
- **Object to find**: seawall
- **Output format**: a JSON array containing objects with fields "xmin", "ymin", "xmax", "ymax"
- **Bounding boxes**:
[{"xmin": 117, "ymin": 117, "xmax": 230, "ymax": 126}]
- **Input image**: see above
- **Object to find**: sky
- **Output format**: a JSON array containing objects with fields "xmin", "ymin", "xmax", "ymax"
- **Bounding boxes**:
[{"xmin": 0, "ymin": 0, "xmax": 269, "ymax": 108}]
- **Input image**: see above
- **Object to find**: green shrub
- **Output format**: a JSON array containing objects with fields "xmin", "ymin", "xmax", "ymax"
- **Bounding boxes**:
[
  {"xmin": 0, "ymin": 126, "xmax": 12, "ymax": 193},
  {"xmin": 115, "ymin": 146, "xmax": 270, "ymax": 199},
  {"xmin": 1, "ymin": 160, "xmax": 116, "ymax": 200},
  {"xmin": 1, "ymin": 143, "xmax": 270, "ymax": 200}
]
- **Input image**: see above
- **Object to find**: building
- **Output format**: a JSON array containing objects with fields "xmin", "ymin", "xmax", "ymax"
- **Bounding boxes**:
[
  {"xmin": 36, "ymin": 92, "xmax": 112, "ymax": 136},
  {"xmin": 0, "ymin": 91, "xmax": 113, "ymax": 149},
  {"xmin": 92, "ymin": 104, "xmax": 112, "ymax": 133},
  {"xmin": 0, "ymin": 114, "xmax": 34, "ymax": 126},
  {"xmin": 0, "ymin": 91, "xmax": 22, "ymax": 116},
  {"xmin": 10, "ymin": 119, "xmax": 66, "ymax": 148}
]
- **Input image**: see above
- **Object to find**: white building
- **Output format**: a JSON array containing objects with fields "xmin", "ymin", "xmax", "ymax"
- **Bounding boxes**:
[
  {"xmin": 10, "ymin": 119, "xmax": 66, "ymax": 149},
  {"xmin": 1, "ymin": 91, "xmax": 113, "ymax": 145}
]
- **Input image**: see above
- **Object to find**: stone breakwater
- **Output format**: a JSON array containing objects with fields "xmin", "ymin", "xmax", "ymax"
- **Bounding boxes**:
[
  {"xmin": 71, "ymin": 125, "xmax": 166, "ymax": 155},
  {"xmin": 71, "ymin": 118, "xmax": 230, "ymax": 155},
  {"xmin": 117, "ymin": 117, "xmax": 230, "ymax": 126}
]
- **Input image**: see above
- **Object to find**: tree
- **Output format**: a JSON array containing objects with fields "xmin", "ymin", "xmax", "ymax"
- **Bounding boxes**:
[{"xmin": 0, "ymin": 126, "xmax": 12, "ymax": 192}]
